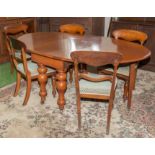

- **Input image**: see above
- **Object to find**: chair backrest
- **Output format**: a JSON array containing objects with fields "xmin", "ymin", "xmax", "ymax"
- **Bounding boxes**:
[
  {"xmin": 7, "ymin": 36, "xmax": 29, "ymax": 75},
  {"xmin": 4, "ymin": 24, "xmax": 28, "ymax": 35},
  {"xmin": 71, "ymin": 51, "xmax": 122, "ymax": 98},
  {"xmin": 112, "ymin": 29, "xmax": 148, "ymax": 45},
  {"xmin": 4, "ymin": 24, "xmax": 28, "ymax": 56},
  {"xmin": 59, "ymin": 24, "xmax": 85, "ymax": 35}
]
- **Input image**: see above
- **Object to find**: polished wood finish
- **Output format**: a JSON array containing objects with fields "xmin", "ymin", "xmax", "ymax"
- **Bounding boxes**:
[
  {"xmin": 7, "ymin": 36, "xmax": 56, "ymax": 105},
  {"xmin": 109, "ymin": 17, "xmax": 155, "ymax": 72},
  {"xmin": 102, "ymin": 29, "xmax": 148, "ymax": 107},
  {"xmin": 49, "ymin": 17, "xmax": 104, "ymax": 35},
  {"xmin": 18, "ymin": 32, "xmax": 151, "ymax": 110},
  {"xmin": 71, "ymin": 51, "xmax": 122, "ymax": 134},
  {"xmin": 113, "ymin": 29, "xmax": 148, "ymax": 90},
  {"xmin": 112, "ymin": 29, "xmax": 148, "ymax": 44},
  {"xmin": 4, "ymin": 24, "xmax": 28, "ymax": 35},
  {"xmin": 0, "ymin": 17, "xmax": 36, "ymax": 63},
  {"xmin": 4, "ymin": 24, "xmax": 29, "ymax": 73},
  {"xmin": 59, "ymin": 24, "xmax": 85, "ymax": 35},
  {"xmin": 59, "ymin": 24, "xmax": 85, "ymax": 82}
]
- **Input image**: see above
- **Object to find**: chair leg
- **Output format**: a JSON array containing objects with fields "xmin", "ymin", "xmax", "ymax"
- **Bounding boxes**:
[
  {"xmin": 123, "ymin": 81, "xmax": 128, "ymax": 102},
  {"xmin": 77, "ymin": 99, "xmax": 81, "ymax": 130},
  {"xmin": 132, "ymin": 67, "xmax": 137, "ymax": 90},
  {"xmin": 79, "ymin": 64, "xmax": 87, "ymax": 73},
  {"xmin": 14, "ymin": 72, "xmax": 21, "ymax": 97},
  {"xmin": 23, "ymin": 77, "xmax": 31, "ymax": 106},
  {"xmin": 51, "ymin": 75, "xmax": 56, "ymax": 97},
  {"xmin": 69, "ymin": 68, "xmax": 73, "ymax": 83},
  {"xmin": 106, "ymin": 100, "xmax": 113, "ymax": 135}
]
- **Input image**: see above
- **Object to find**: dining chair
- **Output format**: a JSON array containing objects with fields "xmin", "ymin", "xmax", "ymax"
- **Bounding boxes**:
[
  {"xmin": 71, "ymin": 51, "xmax": 122, "ymax": 134},
  {"xmin": 100, "ymin": 29, "xmax": 148, "ymax": 103},
  {"xmin": 6, "ymin": 36, "xmax": 56, "ymax": 105},
  {"xmin": 59, "ymin": 24, "xmax": 85, "ymax": 83},
  {"xmin": 4, "ymin": 24, "xmax": 31, "ymax": 74}
]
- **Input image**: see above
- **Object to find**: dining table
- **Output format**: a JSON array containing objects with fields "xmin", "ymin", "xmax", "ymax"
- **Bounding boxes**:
[{"xmin": 18, "ymin": 32, "xmax": 151, "ymax": 110}]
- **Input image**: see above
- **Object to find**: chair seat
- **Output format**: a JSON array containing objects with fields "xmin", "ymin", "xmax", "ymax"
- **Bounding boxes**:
[
  {"xmin": 79, "ymin": 73, "xmax": 117, "ymax": 95},
  {"xmin": 17, "ymin": 61, "xmax": 55, "ymax": 76},
  {"xmin": 106, "ymin": 63, "xmax": 138, "ymax": 76},
  {"xmin": 15, "ymin": 50, "xmax": 31, "ymax": 60},
  {"xmin": 106, "ymin": 66, "xmax": 129, "ymax": 76}
]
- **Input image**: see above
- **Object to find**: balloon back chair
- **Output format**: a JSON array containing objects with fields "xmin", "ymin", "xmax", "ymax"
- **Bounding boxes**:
[
  {"xmin": 4, "ymin": 24, "xmax": 31, "ymax": 74},
  {"xmin": 100, "ymin": 29, "xmax": 148, "ymax": 108},
  {"xmin": 6, "ymin": 36, "xmax": 56, "ymax": 105},
  {"xmin": 71, "ymin": 51, "xmax": 122, "ymax": 134}
]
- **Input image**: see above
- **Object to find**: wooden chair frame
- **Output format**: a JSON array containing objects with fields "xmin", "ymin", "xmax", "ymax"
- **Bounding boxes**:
[
  {"xmin": 7, "ymin": 36, "xmax": 56, "ymax": 105},
  {"xmin": 71, "ymin": 51, "xmax": 122, "ymax": 134},
  {"xmin": 59, "ymin": 24, "xmax": 85, "ymax": 83},
  {"xmin": 100, "ymin": 29, "xmax": 148, "ymax": 105},
  {"xmin": 4, "ymin": 24, "xmax": 29, "ymax": 74}
]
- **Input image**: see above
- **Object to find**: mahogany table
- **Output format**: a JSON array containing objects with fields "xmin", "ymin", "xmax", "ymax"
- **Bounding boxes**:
[{"xmin": 18, "ymin": 32, "xmax": 151, "ymax": 110}]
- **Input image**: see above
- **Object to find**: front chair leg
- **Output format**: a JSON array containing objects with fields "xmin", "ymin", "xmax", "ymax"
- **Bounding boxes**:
[
  {"xmin": 77, "ymin": 99, "xmax": 81, "ymax": 130},
  {"xmin": 123, "ymin": 81, "xmax": 128, "ymax": 102},
  {"xmin": 106, "ymin": 100, "xmax": 113, "ymax": 135},
  {"xmin": 14, "ymin": 72, "xmax": 21, "ymax": 97},
  {"xmin": 23, "ymin": 76, "xmax": 31, "ymax": 106}
]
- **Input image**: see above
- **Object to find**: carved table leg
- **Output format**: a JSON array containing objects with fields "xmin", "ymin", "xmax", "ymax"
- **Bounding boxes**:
[
  {"xmin": 38, "ymin": 64, "xmax": 48, "ymax": 104},
  {"xmin": 56, "ymin": 70, "xmax": 67, "ymax": 110},
  {"xmin": 128, "ymin": 63, "xmax": 136, "ymax": 109}
]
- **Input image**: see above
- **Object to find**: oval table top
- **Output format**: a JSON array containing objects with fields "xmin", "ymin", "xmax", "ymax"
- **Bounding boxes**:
[{"xmin": 18, "ymin": 32, "xmax": 151, "ymax": 64}]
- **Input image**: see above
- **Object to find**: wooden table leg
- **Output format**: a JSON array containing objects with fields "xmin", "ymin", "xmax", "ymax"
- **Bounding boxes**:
[
  {"xmin": 38, "ymin": 64, "xmax": 48, "ymax": 104},
  {"xmin": 56, "ymin": 70, "xmax": 67, "ymax": 110},
  {"xmin": 128, "ymin": 63, "xmax": 136, "ymax": 109}
]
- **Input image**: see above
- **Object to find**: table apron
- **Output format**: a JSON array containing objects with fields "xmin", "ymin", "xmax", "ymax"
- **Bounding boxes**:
[{"xmin": 31, "ymin": 54, "xmax": 68, "ymax": 70}]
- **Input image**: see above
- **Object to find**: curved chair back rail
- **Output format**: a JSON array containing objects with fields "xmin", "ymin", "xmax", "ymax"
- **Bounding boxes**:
[
  {"xmin": 112, "ymin": 29, "xmax": 148, "ymax": 45},
  {"xmin": 59, "ymin": 24, "xmax": 85, "ymax": 35},
  {"xmin": 71, "ymin": 51, "xmax": 122, "ymax": 67},
  {"xmin": 101, "ymin": 29, "xmax": 149, "ymax": 109},
  {"xmin": 4, "ymin": 24, "xmax": 28, "ymax": 35},
  {"xmin": 3, "ymin": 24, "xmax": 29, "ymax": 74},
  {"xmin": 71, "ymin": 51, "xmax": 122, "ymax": 134},
  {"xmin": 7, "ymin": 36, "xmax": 56, "ymax": 105}
]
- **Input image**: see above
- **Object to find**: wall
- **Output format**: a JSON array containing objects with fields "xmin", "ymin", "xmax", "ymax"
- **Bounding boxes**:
[{"xmin": 104, "ymin": 17, "xmax": 111, "ymax": 36}]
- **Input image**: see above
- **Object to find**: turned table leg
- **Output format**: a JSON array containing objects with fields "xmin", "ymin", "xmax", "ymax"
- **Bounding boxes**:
[
  {"xmin": 38, "ymin": 64, "xmax": 48, "ymax": 104},
  {"xmin": 128, "ymin": 63, "xmax": 136, "ymax": 109},
  {"xmin": 56, "ymin": 70, "xmax": 67, "ymax": 110}
]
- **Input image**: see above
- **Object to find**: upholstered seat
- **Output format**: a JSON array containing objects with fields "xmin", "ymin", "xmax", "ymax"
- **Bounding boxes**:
[
  {"xmin": 71, "ymin": 51, "xmax": 122, "ymax": 134},
  {"xmin": 100, "ymin": 29, "xmax": 148, "ymax": 107},
  {"xmin": 106, "ymin": 64, "xmax": 139, "ymax": 77},
  {"xmin": 17, "ymin": 61, "xmax": 55, "ymax": 76},
  {"xmin": 15, "ymin": 50, "xmax": 31, "ymax": 60},
  {"xmin": 80, "ymin": 73, "xmax": 117, "ymax": 95},
  {"xmin": 7, "ymin": 36, "xmax": 56, "ymax": 105},
  {"xmin": 4, "ymin": 24, "xmax": 29, "ymax": 74},
  {"xmin": 106, "ymin": 66, "xmax": 129, "ymax": 76}
]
